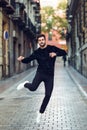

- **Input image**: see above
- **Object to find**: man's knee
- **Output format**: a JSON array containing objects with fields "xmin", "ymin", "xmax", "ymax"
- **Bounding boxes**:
[
  {"xmin": 24, "ymin": 83, "xmax": 37, "ymax": 91},
  {"xmin": 29, "ymin": 87, "xmax": 37, "ymax": 91}
]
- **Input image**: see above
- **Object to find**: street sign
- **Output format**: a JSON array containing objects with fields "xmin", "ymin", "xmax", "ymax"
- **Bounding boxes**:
[{"xmin": 3, "ymin": 30, "xmax": 9, "ymax": 40}]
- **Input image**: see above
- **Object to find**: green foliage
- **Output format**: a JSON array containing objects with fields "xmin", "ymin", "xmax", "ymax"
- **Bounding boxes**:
[
  {"xmin": 41, "ymin": 1, "xmax": 68, "ymax": 35},
  {"xmin": 57, "ymin": 1, "xmax": 67, "ymax": 10},
  {"xmin": 41, "ymin": 6, "xmax": 55, "ymax": 32},
  {"xmin": 42, "ymin": 6, "xmax": 55, "ymax": 16}
]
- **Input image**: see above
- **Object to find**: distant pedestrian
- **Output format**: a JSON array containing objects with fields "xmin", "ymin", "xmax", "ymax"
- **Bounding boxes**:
[
  {"xmin": 68, "ymin": 57, "xmax": 70, "ymax": 66},
  {"xmin": 17, "ymin": 34, "xmax": 67, "ymax": 123},
  {"xmin": 62, "ymin": 55, "xmax": 67, "ymax": 67}
]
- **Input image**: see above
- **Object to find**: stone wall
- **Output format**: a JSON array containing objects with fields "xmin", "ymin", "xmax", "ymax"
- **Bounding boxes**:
[{"xmin": 0, "ymin": 11, "xmax": 2, "ymax": 79}]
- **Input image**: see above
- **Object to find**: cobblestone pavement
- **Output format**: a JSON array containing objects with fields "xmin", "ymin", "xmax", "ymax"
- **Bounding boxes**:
[{"xmin": 0, "ymin": 59, "xmax": 87, "ymax": 130}]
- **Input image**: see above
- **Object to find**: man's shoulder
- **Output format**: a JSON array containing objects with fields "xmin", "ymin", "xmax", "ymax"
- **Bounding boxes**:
[
  {"xmin": 34, "ymin": 48, "xmax": 39, "ymax": 52},
  {"xmin": 47, "ymin": 45, "xmax": 55, "ymax": 48},
  {"xmin": 34, "ymin": 48, "xmax": 40, "ymax": 54},
  {"xmin": 47, "ymin": 45, "xmax": 58, "ymax": 50}
]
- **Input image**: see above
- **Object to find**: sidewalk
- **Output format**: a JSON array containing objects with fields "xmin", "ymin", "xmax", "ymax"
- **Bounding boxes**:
[
  {"xmin": 0, "ymin": 66, "xmax": 36, "ymax": 94},
  {"xmin": 66, "ymin": 66, "xmax": 87, "ymax": 98}
]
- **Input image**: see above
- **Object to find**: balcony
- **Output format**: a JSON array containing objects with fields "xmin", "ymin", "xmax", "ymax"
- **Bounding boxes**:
[
  {"xmin": 30, "ymin": 21, "xmax": 36, "ymax": 35},
  {"xmin": 0, "ymin": 0, "xmax": 15, "ymax": 14},
  {"xmin": 24, "ymin": 14, "xmax": 30, "ymax": 32},
  {"xmin": 12, "ymin": 3, "xmax": 26, "ymax": 28},
  {"xmin": 24, "ymin": 13, "xmax": 36, "ymax": 37},
  {"xmin": 36, "ymin": 25, "xmax": 41, "ymax": 34},
  {"xmin": 15, "ymin": 0, "xmax": 25, "ymax": 9},
  {"xmin": 30, "ymin": 0, "xmax": 35, "ymax": 5},
  {"xmin": 35, "ymin": 15, "xmax": 41, "ymax": 23},
  {"xmin": 0, "ymin": 0, "xmax": 8, "ymax": 7},
  {"xmin": 30, "ymin": 0, "xmax": 40, "ymax": 7},
  {"xmin": 33, "ymin": 0, "xmax": 40, "ymax": 11},
  {"xmin": 69, "ymin": 0, "xmax": 79, "ymax": 14}
]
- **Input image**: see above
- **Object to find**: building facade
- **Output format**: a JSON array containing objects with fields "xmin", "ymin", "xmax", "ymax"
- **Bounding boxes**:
[
  {"xmin": 0, "ymin": 0, "xmax": 41, "ymax": 79},
  {"xmin": 66, "ymin": 0, "xmax": 87, "ymax": 78}
]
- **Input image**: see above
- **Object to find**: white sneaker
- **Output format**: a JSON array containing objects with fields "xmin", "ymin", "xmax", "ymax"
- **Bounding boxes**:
[
  {"xmin": 36, "ymin": 111, "xmax": 42, "ymax": 123},
  {"xmin": 17, "ymin": 81, "xmax": 29, "ymax": 90}
]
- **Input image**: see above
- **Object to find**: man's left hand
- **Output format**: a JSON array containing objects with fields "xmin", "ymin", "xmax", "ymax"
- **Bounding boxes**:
[{"xmin": 49, "ymin": 52, "xmax": 57, "ymax": 58}]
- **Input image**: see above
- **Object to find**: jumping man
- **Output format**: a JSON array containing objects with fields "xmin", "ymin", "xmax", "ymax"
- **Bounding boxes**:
[{"xmin": 17, "ymin": 34, "xmax": 67, "ymax": 123}]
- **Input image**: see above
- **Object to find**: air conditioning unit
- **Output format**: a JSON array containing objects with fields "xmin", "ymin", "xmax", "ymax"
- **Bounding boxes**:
[
  {"xmin": 15, "ymin": 0, "xmax": 24, "ymax": 3},
  {"xmin": 20, "ymin": 0, "xmax": 24, "ymax": 3},
  {"xmin": 13, "ymin": 30, "xmax": 17, "ymax": 38}
]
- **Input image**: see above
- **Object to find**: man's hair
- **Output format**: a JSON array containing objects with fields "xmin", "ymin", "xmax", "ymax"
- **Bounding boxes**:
[{"xmin": 37, "ymin": 34, "xmax": 46, "ymax": 41}]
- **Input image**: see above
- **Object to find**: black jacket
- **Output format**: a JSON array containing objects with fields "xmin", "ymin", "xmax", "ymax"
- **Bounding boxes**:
[{"xmin": 22, "ymin": 45, "xmax": 67, "ymax": 75}]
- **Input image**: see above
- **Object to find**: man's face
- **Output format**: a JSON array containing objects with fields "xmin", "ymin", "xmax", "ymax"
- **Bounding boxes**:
[{"xmin": 38, "ymin": 36, "xmax": 46, "ymax": 48}]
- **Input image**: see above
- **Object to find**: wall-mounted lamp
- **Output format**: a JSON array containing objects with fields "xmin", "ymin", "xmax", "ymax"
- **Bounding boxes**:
[
  {"xmin": 69, "ymin": 15, "xmax": 73, "ymax": 18},
  {"xmin": 68, "ymin": 20, "xmax": 71, "ymax": 23}
]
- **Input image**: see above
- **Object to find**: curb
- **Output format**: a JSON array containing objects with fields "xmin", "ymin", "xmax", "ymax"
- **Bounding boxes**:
[{"xmin": 66, "ymin": 67, "xmax": 87, "ymax": 98}]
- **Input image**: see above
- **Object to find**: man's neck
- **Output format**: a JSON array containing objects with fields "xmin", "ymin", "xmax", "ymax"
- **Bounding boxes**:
[{"xmin": 40, "ymin": 44, "xmax": 47, "ymax": 49}]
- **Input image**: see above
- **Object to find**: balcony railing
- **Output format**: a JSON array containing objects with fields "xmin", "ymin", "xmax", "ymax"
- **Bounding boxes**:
[
  {"xmin": 33, "ymin": 1, "xmax": 40, "ymax": 11},
  {"xmin": 30, "ymin": 0, "xmax": 35, "ymax": 4},
  {"xmin": 0, "ymin": 0, "xmax": 15, "ymax": 14},
  {"xmin": 15, "ymin": 0, "xmax": 25, "ymax": 9},
  {"xmin": 24, "ymin": 13, "xmax": 36, "ymax": 36},
  {"xmin": 30, "ymin": 0, "xmax": 40, "ymax": 7},
  {"xmin": 0, "ymin": 0, "xmax": 8, "ymax": 7},
  {"xmin": 30, "ymin": 20, "xmax": 36, "ymax": 34},
  {"xmin": 12, "ymin": 3, "xmax": 26, "ymax": 28},
  {"xmin": 36, "ymin": 25, "xmax": 41, "ymax": 34},
  {"xmin": 69, "ymin": 0, "xmax": 79, "ymax": 14},
  {"xmin": 24, "ymin": 13, "xmax": 30, "ymax": 32},
  {"xmin": 35, "ymin": 15, "xmax": 41, "ymax": 23}
]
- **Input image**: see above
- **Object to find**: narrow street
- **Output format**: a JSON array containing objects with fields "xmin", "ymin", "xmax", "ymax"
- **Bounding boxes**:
[{"xmin": 0, "ymin": 58, "xmax": 87, "ymax": 130}]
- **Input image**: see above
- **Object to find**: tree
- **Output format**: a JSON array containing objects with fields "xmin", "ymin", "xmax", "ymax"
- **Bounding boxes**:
[
  {"xmin": 41, "ymin": 6, "xmax": 55, "ymax": 33},
  {"xmin": 41, "ymin": 1, "xmax": 68, "ymax": 38}
]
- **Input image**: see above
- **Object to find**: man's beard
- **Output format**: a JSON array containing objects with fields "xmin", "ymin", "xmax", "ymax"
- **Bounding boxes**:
[{"xmin": 39, "ymin": 42, "xmax": 46, "ymax": 48}]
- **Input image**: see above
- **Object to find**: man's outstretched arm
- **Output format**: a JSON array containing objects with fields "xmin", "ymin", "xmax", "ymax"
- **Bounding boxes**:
[
  {"xmin": 17, "ymin": 53, "xmax": 36, "ymax": 64},
  {"xmin": 54, "ymin": 46, "xmax": 67, "ymax": 56},
  {"xmin": 17, "ymin": 56, "xmax": 25, "ymax": 61}
]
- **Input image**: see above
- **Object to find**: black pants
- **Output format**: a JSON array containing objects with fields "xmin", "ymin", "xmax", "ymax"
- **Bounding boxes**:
[{"xmin": 24, "ymin": 71, "xmax": 54, "ymax": 113}]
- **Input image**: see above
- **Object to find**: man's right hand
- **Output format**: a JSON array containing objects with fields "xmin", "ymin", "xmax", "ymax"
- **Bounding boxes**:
[{"xmin": 17, "ymin": 56, "xmax": 24, "ymax": 61}]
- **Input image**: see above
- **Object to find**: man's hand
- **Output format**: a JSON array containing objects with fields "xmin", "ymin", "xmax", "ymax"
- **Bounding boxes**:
[
  {"xmin": 49, "ymin": 52, "xmax": 57, "ymax": 58},
  {"xmin": 17, "ymin": 56, "xmax": 24, "ymax": 61}
]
